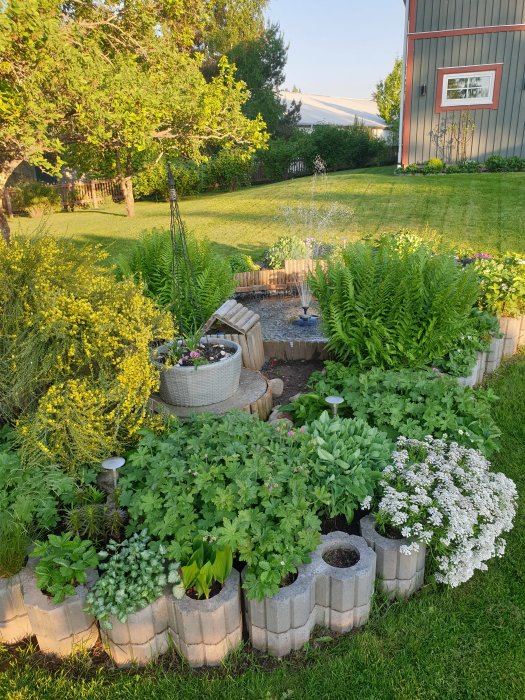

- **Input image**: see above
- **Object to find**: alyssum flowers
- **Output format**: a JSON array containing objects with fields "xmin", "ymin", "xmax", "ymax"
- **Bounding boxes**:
[{"xmin": 374, "ymin": 436, "xmax": 517, "ymax": 587}]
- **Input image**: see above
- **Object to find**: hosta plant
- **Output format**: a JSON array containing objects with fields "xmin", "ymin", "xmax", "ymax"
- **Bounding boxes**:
[
  {"xmin": 284, "ymin": 363, "xmax": 501, "ymax": 456},
  {"xmin": 120, "ymin": 411, "xmax": 321, "ymax": 601},
  {"xmin": 373, "ymin": 436, "xmax": 518, "ymax": 587},
  {"xmin": 309, "ymin": 234, "xmax": 480, "ymax": 369},
  {"xmin": 302, "ymin": 411, "xmax": 392, "ymax": 522},
  {"xmin": 181, "ymin": 537, "xmax": 233, "ymax": 599},
  {"xmin": 33, "ymin": 533, "xmax": 99, "ymax": 604},
  {"xmin": 85, "ymin": 530, "xmax": 184, "ymax": 630}
]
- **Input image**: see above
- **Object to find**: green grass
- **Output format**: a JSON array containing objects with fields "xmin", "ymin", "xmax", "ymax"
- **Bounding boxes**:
[
  {"xmin": 10, "ymin": 167, "xmax": 525, "ymax": 259},
  {"xmin": 1, "ymin": 357, "xmax": 524, "ymax": 699}
]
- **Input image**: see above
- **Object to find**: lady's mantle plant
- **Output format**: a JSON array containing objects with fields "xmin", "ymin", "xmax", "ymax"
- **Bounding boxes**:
[
  {"xmin": 374, "ymin": 436, "xmax": 518, "ymax": 587},
  {"xmin": 85, "ymin": 530, "xmax": 184, "ymax": 629}
]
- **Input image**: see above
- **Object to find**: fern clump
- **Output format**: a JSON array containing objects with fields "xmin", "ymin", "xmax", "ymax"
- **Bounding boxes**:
[
  {"xmin": 310, "ymin": 235, "xmax": 480, "ymax": 369},
  {"xmin": 118, "ymin": 228, "xmax": 235, "ymax": 331}
]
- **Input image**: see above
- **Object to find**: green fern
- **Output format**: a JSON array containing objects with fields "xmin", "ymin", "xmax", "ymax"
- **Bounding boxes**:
[{"xmin": 310, "ymin": 235, "xmax": 480, "ymax": 370}]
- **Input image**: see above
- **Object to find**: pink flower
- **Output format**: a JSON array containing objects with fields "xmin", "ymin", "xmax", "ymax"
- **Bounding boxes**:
[
  {"xmin": 287, "ymin": 430, "xmax": 295, "ymax": 437},
  {"xmin": 189, "ymin": 351, "xmax": 201, "ymax": 358}
]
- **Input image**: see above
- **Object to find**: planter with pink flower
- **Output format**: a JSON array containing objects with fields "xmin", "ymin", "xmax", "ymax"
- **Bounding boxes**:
[{"xmin": 152, "ymin": 333, "xmax": 242, "ymax": 407}]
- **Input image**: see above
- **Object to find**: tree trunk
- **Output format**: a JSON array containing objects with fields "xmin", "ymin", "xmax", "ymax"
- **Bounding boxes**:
[
  {"xmin": 115, "ymin": 151, "xmax": 135, "ymax": 218},
  {"xmin": 0, "ymin": 159, "xmax": 23, "ymax": 244}
]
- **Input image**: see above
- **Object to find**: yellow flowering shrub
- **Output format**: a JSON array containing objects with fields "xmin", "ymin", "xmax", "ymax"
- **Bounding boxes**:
[{"xmin": 0, "ymin": 237, "xmax": 173, "ymax": 473}]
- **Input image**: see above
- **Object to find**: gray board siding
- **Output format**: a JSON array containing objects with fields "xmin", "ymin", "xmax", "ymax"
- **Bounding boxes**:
[
  {"xmin": 408, "ymin": 31, "xmax": 525, "ymax": 163},
  {"xmin": 415, "ymin": 0, "xmax": 525, "ymax": 33}
]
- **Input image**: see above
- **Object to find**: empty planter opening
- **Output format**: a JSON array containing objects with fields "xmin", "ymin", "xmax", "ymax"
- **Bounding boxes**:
[
  {"xmin": 322, "ymin": 547, "xmax": 360, "ymax": 568},
  {"xmin": 280, "ymin": 570, "xmax": 298, "ymax": 588}
]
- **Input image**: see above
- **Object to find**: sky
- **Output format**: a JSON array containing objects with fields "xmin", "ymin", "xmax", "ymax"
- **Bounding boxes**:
[{"xmin": 265, "ymin": 0, "xmax": 406, "ymax": 99}]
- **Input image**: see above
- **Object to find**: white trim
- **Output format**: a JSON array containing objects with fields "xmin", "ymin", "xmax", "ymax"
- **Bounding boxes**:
[
  {"xmin": 439, "ymin": 63, "xmax": 503, "ymax": 70},
  {"xmin": 409, "ymin": 23, "xmax": 525, "ymax": 36},
  {"xmin": 398, "ymin": 0, "xmax": 410, "ymax": 165},
  {"xmin": 441, "ymin": 70, "xmax": 495, "ymax": 107}
]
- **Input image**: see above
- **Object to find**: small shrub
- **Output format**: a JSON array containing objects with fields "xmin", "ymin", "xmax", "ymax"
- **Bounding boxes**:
[
  {"xmin": 264, "ymin": 235, "xmax": 307, "ymax": 269},
  {"xmin": 284, "ymin": 363, "xmax": 501, "ymax": 456},
  {"xmin": 206, "ymin": 149, "xmax": 254, "ymax": 191},
  {"xmin": 33, "ymin": 532, "xmax": 99, "ymax": 604},
  {"xmin": 228, "ymin": 253, "xmax": 261, "ymax": 273},
  {"xmin": 11, "ymin": 182, "xmax": 61, "ymax": 217},
  {"xmin": 471, "ymin": 252, "xmax": 525, "ymax": 317},
  {"xmin": 374, "ymin": 436, "xmax": 517, "ymax": 587},
  {"xmin": 455, "ymin": 160, "xmax": 483, "ymax": 173},
  {"xmin": 505, "ymin": 156, "xmax": 525, "ymax": 172},
  {"xmin": 310, "ymin": 234, "xmax": 481, "ymax": 369},
  {"xmin": 425, "ymin": 157, "xmax": 444, "ymax": 172},
  {"xmin": 485, "ymin": 155, "xmax": 509, "ymax": 172},
  {"xmin": 133, "ymin": 159, "xmax": 203, "ymax": 200}
]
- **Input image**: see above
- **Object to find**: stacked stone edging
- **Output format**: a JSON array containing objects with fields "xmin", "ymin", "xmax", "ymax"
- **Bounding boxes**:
[
  {"xmin": 22, "ymin": 562, "xmax": 99, "ymax": 656},
  {"xmin": 243, "ymin": 532, "xmax": 376, "ymax": 657},
  {"xmin": 360, "ymin": 515, "xmax": 426, "ymax": 599},
  {"xmin": 166, "ymin": 569, "xmax": 242, "ymax": 667},
  {"xmin": 0, "ymin": 569, "xmax": 32, "ymax": 644}
]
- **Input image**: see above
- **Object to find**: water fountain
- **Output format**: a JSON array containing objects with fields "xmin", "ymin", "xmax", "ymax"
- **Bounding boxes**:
[{"xmin": 294, "ymin": 275, "xmax": 319, "ymax": 327}]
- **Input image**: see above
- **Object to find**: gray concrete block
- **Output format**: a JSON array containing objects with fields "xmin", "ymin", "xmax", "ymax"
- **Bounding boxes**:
[
  {"xmin": 360, "ymin": 515, "xmax": 426, "ymax": 600},
  {"xmin": 486, "ymin": 337, "xmax": 504, "ymax": 374},
  {"xmin": 0, "ymin": 569, "xmax": 32, "ymax": 643},
  {"xmin": 165, "ymin": 569, "xmax": 242, "ymax": 667},
  {"xmin": 22, "ymin": 562, "xmax": 99, "ymax": 656},
  {"xmin": 500, "ymin": 316, "xmax": 521, "ymax": 358},
  {"xmin": 244, "ymin": 532, "xmax": 376, "ymax": 657}
]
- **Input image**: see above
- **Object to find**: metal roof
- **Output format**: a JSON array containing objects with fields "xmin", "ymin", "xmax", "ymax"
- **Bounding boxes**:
[{"xmin": 281, "ymin": 91, "xmax": 387, "ymax": 130}]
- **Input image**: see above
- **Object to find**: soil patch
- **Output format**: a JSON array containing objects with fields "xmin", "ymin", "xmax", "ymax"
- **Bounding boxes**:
[
  {"xmin": 186, "ymin": 580, "xmax": 222, "ymax": 600},
  {"xmin": 263, "ymin": 358, "xmax": 323, "ymax": 405},
  {"xmin": 323, "ymin": 548, "xmax": 360, "ymax": 568},
  {"xmin": 280, "ymin": 570, "xmax": 298, "ymax": 588}
]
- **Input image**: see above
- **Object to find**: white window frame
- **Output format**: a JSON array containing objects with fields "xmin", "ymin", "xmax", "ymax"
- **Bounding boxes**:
[{"xmin": 441, "ymin": 70, "xmax": 496, "ymax": 107}]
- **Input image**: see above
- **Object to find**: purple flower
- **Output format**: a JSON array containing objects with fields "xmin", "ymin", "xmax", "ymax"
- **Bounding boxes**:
[
  {"xmin": 474, "ymin": 252, "xmax": 493, "ymax": 260},
  {"xmin": 287, "ymin": 430, "xmax": 295, "ymax": 437},
  {"xmin": 189, "ymin": 350, "xmax": 201, "ymax": 359}
]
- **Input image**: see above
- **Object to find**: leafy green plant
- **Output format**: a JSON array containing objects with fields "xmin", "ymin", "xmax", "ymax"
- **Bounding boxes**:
[
  {"xmin": 425, "ymin": 158, "xmax": 444, "ymax": 172},
  {"xmin": 284, "ymin": 363, "xmax": 500, "ymax": 456},
  {"xmin": 264, "ymin": 235, "xmax": 307, "ymax": 269},
  {"xmin": 471, "ymin": 253, "xmax": 525, "ymax": 317},
  {"xmin": 119, "ymin": 411, "xmax": 321, "ymax": 601},
  {"xmin": 11, "ymin": 182, "xmax": 62, "ymax": 217},
  {"xmin": 0, "ymin": 521, "xmax": 30, "ymax": 579},
  {"xmin": 309, "ymin": 235, "xmax": 480, "ymax": 369},
  {"xmin": 228, "ymin": 253, "xmax": 260, "ymax": 273},
  {"xmin": 303, "ymin": 411, "xmax": 391, "ymax": 521},
  {"xmin": 436, "ymin": 309, "xmax": 500, "ymax": 377},
  {"xmin": 33, "ymin": 533, "xmax": 99, "ymax": 604},
  {"xmin": 181, "ymin": 538, "xmax": 233, "ymax": 599},
  {"xmin": 118, "ymin": 228, "xmax": 235, "ymax": 332},
  {"xmin": 86, "ymin": 530, "xmax": 183, "ymax": 630}
]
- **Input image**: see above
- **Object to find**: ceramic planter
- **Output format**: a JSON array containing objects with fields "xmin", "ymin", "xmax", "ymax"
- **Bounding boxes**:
[
  {"xmin": 244, "ymin": 532, "xmax": 376, "ymax": 657},
  {"xmin": 101, "ymin": 595, "xmax": 169, "ymax": 667},
  {"xmin": 22, "ymin": 563, "xmax": 99, "ymax": 656},
  {"xmin": 166, "ymin": 569, "xmax": 242, "ymax": 667},
  {"xmin": 360, "ymin": 515, "xmax": 426, "ymax": 599},
  {"xmin": 0, "ymin": 568, "xmax": 32, "ymax": 643},
  {"xmin": 156, "ymin": 338, "xmax": 242, "ymax": 407}
]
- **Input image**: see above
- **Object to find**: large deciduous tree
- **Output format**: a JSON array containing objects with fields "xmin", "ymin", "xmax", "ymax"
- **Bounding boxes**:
[
  {"xmin": 0, "ymin": 0, "xmax": 268, "ymax": 239},
  {"xmin": 373, "ymin": 57, "xmax": 402, "ymax": 138}
]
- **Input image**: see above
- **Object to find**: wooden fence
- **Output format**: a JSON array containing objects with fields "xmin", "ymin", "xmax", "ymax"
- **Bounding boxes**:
[
  {"xmin": 234, "ymin": 259, "xmax": 327, "ymax": 292},
  {"xmin": 4, "ymin": 178, "xmax": 123, "ymax": 215}
]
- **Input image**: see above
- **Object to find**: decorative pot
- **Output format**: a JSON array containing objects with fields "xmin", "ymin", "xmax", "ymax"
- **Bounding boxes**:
[
  {"xmin": 102, "ymin": 595, "xmax": 169, "ymax": 667},
  {"xmin": 0, "ymin": 568, "xmax": 32, "ymax": 643},
  {"xmin": 22, "ymin": 562, "xmax": 99, "ymax": 656},
  {"xmin": 165, "ymin": 569, "xmax": 242, "ymax": 667},
  {"xmin": 360, "ymin": 515, "xmax": 426, "ymax": 599},
  {"xmin": 243, "ymin": 532, "xmax": 376, "ymax": 657},
  {"xmin": 155, "ymin": 338, "xmax": 242, "ymax": 407}
]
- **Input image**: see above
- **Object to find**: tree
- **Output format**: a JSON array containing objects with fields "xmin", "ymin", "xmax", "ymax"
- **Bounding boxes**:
[
  {"xmin": 228, "ymin": 23, "xmax": 301, "ymax": 137},
  {"xmin": 373, "ymin": 57, "xmax": 402, "ymax": 137},
  {"xmin": 0, "ymin": 0, "xmax": 268, "ymax": 239}
]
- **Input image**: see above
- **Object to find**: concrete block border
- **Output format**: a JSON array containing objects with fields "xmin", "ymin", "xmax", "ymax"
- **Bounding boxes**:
[
  {"xmin": 0, "ymin": 568, "xmax": 32, "ymax": 644},
  {"xmin": 244, "ymin": 532, "xmax": 376, "ymax": 657},
  {"xmin": 102, "ymin": 595, "xmax": 169, "ymax": 667},
  {"xmin": 22, "ymin": 561, "xmax": 99, "ymax": 656},
  {"xmin": 360, "ymin": 515, "xmax": 426, "ymax": 599},
  {"xmin": 166, "ymin": 569, "xmax": 242, "ymax": 667}
]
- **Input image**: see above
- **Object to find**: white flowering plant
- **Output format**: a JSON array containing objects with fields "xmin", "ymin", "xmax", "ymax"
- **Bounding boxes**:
[{"xmin": 373, "ymin": 436, "xmax": 517, "ymax": 588}]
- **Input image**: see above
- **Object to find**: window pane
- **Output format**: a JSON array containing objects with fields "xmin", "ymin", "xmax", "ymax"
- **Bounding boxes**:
[
  {"xmin": 468, "ymin": 77, "xmax": 483, "ymax": 87},
  {"xmin": 447, "ymin": 87, "xmax": 467, "ymax": 99}
]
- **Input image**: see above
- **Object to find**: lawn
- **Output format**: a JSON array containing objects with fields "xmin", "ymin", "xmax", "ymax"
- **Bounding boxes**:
[
  {"xmin": 10, "ymin": 167, "xmax": 525, "ymax": 259},
  {"xmin": 1, "ymin": 356, "xmax": 524, "ymax": 700}
]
